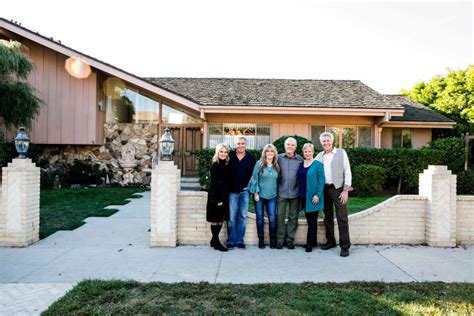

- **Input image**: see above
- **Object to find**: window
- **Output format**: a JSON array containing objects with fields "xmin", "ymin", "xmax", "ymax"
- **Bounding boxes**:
[
  {"xmin": 208, "ymin": 123, "xmax": 271, "ymax": 149},
  {"xmin": 392, "ymin": 129, "xmax": 412, "ymax": 148},
  {"xmin": 162, "ymin": 103, "xmax": 202, "ymax": 124},
  {"xmin": 357, "ymin": 126, "xmax": 373, "ymax": 147},
  {"xmin": 312, "ymin": 125, "xmax": 373, "ymax": 148}
]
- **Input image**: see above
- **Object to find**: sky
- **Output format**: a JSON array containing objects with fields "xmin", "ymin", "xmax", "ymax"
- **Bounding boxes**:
[{"xmin": 2, "ymin": 0, "xmax": 472, "ymax": 94}]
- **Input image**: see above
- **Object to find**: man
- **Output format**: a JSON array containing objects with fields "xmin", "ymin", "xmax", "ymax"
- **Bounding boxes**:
[
  {"xmin": 277, "ymin": 137, "xmax": 303, "ymax": 249},
  {"xmin": 226, "ymin": 137, "xmax": 256, "ymax": 249},
  {"xmin": 316, "ymin": 132, "xmax": 353, "ymax": 257}
]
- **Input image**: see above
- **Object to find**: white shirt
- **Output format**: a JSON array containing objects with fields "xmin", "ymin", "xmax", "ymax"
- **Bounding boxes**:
[{"xmin": 321, "ymin": 147, "xmax": 352, "ymax": 187}]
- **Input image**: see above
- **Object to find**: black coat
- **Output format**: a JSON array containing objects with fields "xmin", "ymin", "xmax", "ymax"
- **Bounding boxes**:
[{"xmin": 206, "ymin": 159, "xmax": 231, "ymax": 222}]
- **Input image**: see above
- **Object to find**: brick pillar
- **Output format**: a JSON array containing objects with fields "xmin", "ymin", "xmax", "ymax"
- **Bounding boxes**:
[
  {"xmin": 0, "ymin": 159, "xmax": 40, "ymax": 247},
  {"xmin": 419, "ymin": 165, "xmax": 457, "ymax": 247},
  {"xmin": 150, "ymin": 161, "xmax": 180, "ymax": 247}
]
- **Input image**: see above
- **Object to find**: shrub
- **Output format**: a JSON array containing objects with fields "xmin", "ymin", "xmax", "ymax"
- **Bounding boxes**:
[
  {"xmin": 352, "ymin": 164, "xmax": 386, "ymax": 196},
  {"xmin": 457, "ymin": 170, "xmax": 474, "ymax": 195},
  {"xmin": 273, "ymin": 135, "xmax": 312, "ymax": 156},
  {"xmin": 67, "ymin": 159, "xmax": 108, "ymax": 186},
  {"xmin": 427, "ymin": 137, "xmax": 465, "ymax": 173}
]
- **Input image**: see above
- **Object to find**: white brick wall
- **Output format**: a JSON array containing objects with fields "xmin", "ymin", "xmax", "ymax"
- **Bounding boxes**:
[{"xmin": 457, "ymin": 196, "xmax": 474, "ymax": 245}]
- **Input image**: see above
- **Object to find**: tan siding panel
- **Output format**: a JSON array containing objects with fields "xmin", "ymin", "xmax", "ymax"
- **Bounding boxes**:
[
  {"xmin": 46, "ymin": 49, "xmax": 59, "ymax": 143},
  {"xmin": 381, "ymin": 128, "xmax": 392, "ymax": 148},
  {"xmin": 412, "ymin": 129, "xmax": 432, "ymax": 148},
  {"xmin": 86, "ymin": 72, "xmax": 98, "ymax": 144},
  {"xmin": 31, "ymin": 43, "xmax": 48, "ymax": 143},
  {"xmin": 60, "ymin": 55, "xmax": 73, "ymax": 143}
]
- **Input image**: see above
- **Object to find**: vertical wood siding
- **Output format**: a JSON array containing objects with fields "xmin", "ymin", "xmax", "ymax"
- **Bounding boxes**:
[{"xmin": 24, "ymin": 39, "xmax": 100, "ymax": 145}]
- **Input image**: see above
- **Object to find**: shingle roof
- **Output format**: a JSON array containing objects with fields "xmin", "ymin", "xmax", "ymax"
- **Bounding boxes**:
[
  {"xmin": 382, "ymin": 95, "xmax": 454, "ymax": 123},
  {"xmin": 146, "ymin": 78, "xmax": 403, "ymax": 109}
]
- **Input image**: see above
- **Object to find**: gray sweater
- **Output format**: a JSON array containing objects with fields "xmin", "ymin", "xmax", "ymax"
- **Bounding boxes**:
[{"xmin": 278, "ymin": 153, "xmax": 304, "ymax": 199}]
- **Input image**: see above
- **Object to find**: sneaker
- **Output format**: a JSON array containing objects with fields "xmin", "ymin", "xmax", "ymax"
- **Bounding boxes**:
[
  {"xmin": 340, "ymin": 249, "xmax": 349, "ymax": 257},
  {"xmin": 276, "ymin": 243, "xmax": 283, "ymax": 249},
  {"xmin": 237, "ymin": 243, "xmax": 246, "ymax": 249},
  {"xmin": 321, "ymin": 243, "xmax": 337, "ymax": 250}
]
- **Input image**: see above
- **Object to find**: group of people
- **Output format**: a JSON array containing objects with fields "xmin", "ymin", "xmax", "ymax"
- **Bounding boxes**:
[{"xmin": 206, "ymin": 132, "xmax": 353, "ymax": 257}]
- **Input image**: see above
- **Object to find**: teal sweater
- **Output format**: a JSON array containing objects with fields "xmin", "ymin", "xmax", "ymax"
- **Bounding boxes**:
[
  {"xmin": 249, "ymin": 161, "xmax": 279, "ymax": 199},
  {"xmin": 304, "ymin": 160, "xmax": 325, "ymax": 212}
]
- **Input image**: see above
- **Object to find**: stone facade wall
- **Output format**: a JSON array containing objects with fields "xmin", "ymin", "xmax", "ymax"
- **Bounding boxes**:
[
  {"xmin": 38, "ymin": 123, "xmax": 159, "ymax": 184},
  {"xmin": 457, "ymin": 196, "xmax": 474, "ymax": 245}
]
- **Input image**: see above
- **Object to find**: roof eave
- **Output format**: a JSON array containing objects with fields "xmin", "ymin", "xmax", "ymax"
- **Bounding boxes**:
[
  {"xmin": 382, "ymin": 121, "xmax": 455, "ymax": 128},
  {"xmin": 0, "ymin": 19, "xmax": 201, "ymax": 113}
]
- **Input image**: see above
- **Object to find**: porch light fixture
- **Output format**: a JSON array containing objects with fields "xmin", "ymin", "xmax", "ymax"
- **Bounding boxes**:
[
  {"xmin": 65, "ymin": 56, "xmax": 91, "ymax": 79},
  {"xmin": 159, "ymin": 128, "xmax": 175, "ymax": 161},
  {"xmin": 14, "ymin": 127, "xmax": 30, "ymax": 159}
]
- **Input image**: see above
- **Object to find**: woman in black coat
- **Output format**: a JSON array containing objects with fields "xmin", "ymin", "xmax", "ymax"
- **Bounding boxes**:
[{"xmin": 207, "ymin": 143, "xmax": 231, "ymax": 252}]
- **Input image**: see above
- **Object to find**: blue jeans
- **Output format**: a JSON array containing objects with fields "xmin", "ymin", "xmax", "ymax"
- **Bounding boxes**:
[
  {"xmin": 227, "ymin": 191, "xmax": 249, "ymax": 246},
  {"xmin": 255, "ymin": 197, "xmax": 277, "ymax": 238}
]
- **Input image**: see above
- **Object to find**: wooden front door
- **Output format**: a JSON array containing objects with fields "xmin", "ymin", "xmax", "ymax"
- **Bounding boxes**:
[{"xmin": 161, "ymin": 125, "xmax": 203, "ymax": 176}]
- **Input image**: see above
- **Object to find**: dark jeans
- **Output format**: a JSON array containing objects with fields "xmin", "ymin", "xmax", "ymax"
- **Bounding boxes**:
[
  {"xmin": 323, "ymin": 185, "xmax": 351, "ymax": 250},
  {"xmin": 305, "ymin": 211, "xmax": 319, "ymax": 247},
  {"xmin": 255, "ymin": 197, "xmax": 277, "ymax": 238}
]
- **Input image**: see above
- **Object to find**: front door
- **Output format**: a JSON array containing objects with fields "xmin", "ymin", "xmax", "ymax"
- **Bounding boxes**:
[{"xmin": 160, "ymin": 125, "xmax": 203, "ymax": 176}]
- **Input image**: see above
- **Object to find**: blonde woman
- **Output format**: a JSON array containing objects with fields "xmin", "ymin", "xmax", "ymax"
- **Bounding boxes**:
[
  {"xmin": 249, "ymin": 144, "xmax": 280, "ymax": 249},
  {"xmin": 297, "ymin": 143, "xmax": 325, "ymax": 252},
  {"xmin": 206, "ymin": 143, "xmax": 231, "ymax": 252}
]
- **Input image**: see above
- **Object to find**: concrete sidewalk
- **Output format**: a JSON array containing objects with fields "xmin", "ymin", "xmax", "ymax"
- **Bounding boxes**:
[{"xmin": 1, "ymin": 191, "xmax": 473, "ymax": 314}]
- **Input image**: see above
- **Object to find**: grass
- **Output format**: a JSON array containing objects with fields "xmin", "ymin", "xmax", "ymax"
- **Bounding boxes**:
[
  {"xmin": 40, "ymin": 187, "xmax": 148, "ymax": 239},
  {"xmin": 248, "ymin": 195, "xmax": 391, "ymax": 218},
  {"xmin": 43, "ymin": 280, "xmax": 474, "ymax": 315}
]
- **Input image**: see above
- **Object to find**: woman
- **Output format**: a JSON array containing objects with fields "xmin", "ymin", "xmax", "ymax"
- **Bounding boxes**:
[
  {"xmin": 249, "ymin": 144, "xmax": 280, "ymax": 249},
  {"xmin": 297, "ymin": 143, "xmax": 325, "ymax": 252},
  {"xmin": 207, "ymin": 143, "xmax": 231, "ymax": 252}
]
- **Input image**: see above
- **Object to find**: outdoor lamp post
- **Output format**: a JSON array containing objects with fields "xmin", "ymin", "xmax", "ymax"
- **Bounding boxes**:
[
  {"xmin": 159, "ymin": 128, "xmax": 175, "ymax": 161},
  {"xmin": 14, "ymin": 127, "xmax": 30, "ymax": 159}
]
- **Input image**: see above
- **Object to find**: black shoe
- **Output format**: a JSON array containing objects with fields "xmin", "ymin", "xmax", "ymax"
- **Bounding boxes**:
[
  {"xmin": 321, "ymin": 243, "xmax": 337, "ymax": 250},
  {"xmin": 276, "ymin": 243, "xmax": 283, "ymax": 249},
  {"xmin": 287, "ymin": 242, "xmax": 295, "ymax": 250},
  {"xmin": 270, "ymin": 237, "xmax": 277, "ymax": 249},
  {"xmin": 340, "ymin": 249, "xmax": 349, "ymax": 257},
  {"xmin": 210, "ymin": 239, "xmax": 217, "ymax": 248},
  {"xmin": 237, "ymin": 243, "xmax": 246, "ymax": 249},
  {"xmin": 214, "ymin": 241, "xmax": 228, "ymax": 252},
  {"xmin": 258, "ymin": 239, "xmax": 265, "ymax": 249},
  {"xmin": 305, "ymin": 246, "xmax": 313, "ymax": 253}
]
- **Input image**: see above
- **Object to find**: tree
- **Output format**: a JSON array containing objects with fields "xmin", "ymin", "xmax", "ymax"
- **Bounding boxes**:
[
  {"xmin": 0, "ymin": 40, "xmax": 42, "ymax": 129},
  {"xmin": 400, "ymin": 65, "xmax": 474, "ymax": 135}
]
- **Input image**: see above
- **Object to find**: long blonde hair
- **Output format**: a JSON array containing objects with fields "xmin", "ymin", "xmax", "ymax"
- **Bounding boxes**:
[
  {"xmin": 212, "ymin": 143, "xmax": 230, "ymax": 164},
  {"xmin": 259, "ymin": 144, "xmax": 280, "ymax": 173}
]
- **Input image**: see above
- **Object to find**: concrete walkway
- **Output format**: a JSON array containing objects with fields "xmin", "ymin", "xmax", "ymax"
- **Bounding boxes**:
[{"xmin": 1, "ymin": 191, "xmax": 473, "ymax": 315}]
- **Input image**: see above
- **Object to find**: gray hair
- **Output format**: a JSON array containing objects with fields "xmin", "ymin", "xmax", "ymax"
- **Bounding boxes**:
[
  {"xmin": 284, "ymin": 137, "xmax": 297, "ymax": 146},
  {"xmin": 319, "ymin": 132, "xmax": 334, "ymax": 143},
  {"xmin": 235, "ymin": 136, "xmax": 247, "ymax": 144},
  {"xmin": 302, "ymin": 143, "xmax": 315, "ymax": 153}
]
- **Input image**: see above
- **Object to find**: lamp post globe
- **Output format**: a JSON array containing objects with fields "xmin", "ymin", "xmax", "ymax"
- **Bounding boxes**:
[
  {"xmin": 14, "ymin": 127, "xmax": 30, "ymax": 159},
  {"xmin": 159, "ymin": 128, "xmax": 175, "ymax": 161}
]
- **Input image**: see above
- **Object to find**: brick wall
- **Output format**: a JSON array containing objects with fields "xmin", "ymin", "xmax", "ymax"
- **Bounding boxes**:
[{"xmin": 457, "ymin": 196, "xmax": 474, "ymax": 245}]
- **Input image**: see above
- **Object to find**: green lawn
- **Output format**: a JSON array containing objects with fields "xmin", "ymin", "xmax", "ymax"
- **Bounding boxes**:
[
  {"xmin": 249, "ymin": 195, "xmax": 391, "ymax": 218},
  {"xmin": 40, "ymin": 187, "xmax": 148, "ymax": 239},
  {"xmin": 43, "ymin": 280, "xmax": 474, "ymax": 315}
]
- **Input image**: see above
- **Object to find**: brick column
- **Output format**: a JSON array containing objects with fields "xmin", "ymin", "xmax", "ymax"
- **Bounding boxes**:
[
  {"xmin": 419, "ymin": 165, "xmax": 457, "ymax": 247},
  {"xmin": 150, "ymin": 161, "xmax": 180, "ymax": 247},
  {"xmin": 0, "ymin": 159, "xmax": 40, "ymax": 247}
]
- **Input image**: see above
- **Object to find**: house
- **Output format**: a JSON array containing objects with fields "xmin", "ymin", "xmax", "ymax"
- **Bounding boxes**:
[{"xmin": 0, "ymin": 18, "xmax": 454, "ymax": 181}]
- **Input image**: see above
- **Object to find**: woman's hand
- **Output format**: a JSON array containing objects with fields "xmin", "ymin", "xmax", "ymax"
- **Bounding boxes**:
[
  {"xmin": 217, "ymin": 202, "xmax": 223, "ymax": 206},
  {"xmin": 254, "ymin": 193, "xmax": 260, "ymax": 202},
  {"xmin": 312, "ymin": 195, "xmax": 319, "ymax": 204}
]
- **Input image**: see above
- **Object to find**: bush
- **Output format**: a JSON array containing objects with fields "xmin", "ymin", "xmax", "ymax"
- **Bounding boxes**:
[
  {"xmin": 273, "ymin": 135, "xmax": 312, "ymax": 156},
  {"xmin": 196, "ymin": 147, "xmax": 261, "ymax": 188},
  {"xmin": 67, "ymin": 159, "xmax": 108, "ymax": 186},
  {"xmin": 457, "ymin": 170, "xmax": 474, "ymax": 195},
  {"xmin": 352, "ymin": 164, "xmax": 386, "ymax": 196},
  {"xmin": 427, "ymin": 137, "xmax": 465, "ymax": 173}
]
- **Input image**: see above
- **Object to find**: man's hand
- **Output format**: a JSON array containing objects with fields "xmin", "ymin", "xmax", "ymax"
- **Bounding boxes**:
[
  {"xmin": 339, "ymin": 190, "xmax": 349, "ymax": 205},
  {"xmin": 312, "ymin": 195, "xmax": 319, "ymax": 204},
  {"xmin": 254, "ymin": 193, "xmax": 260, "ymax": 202}
]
